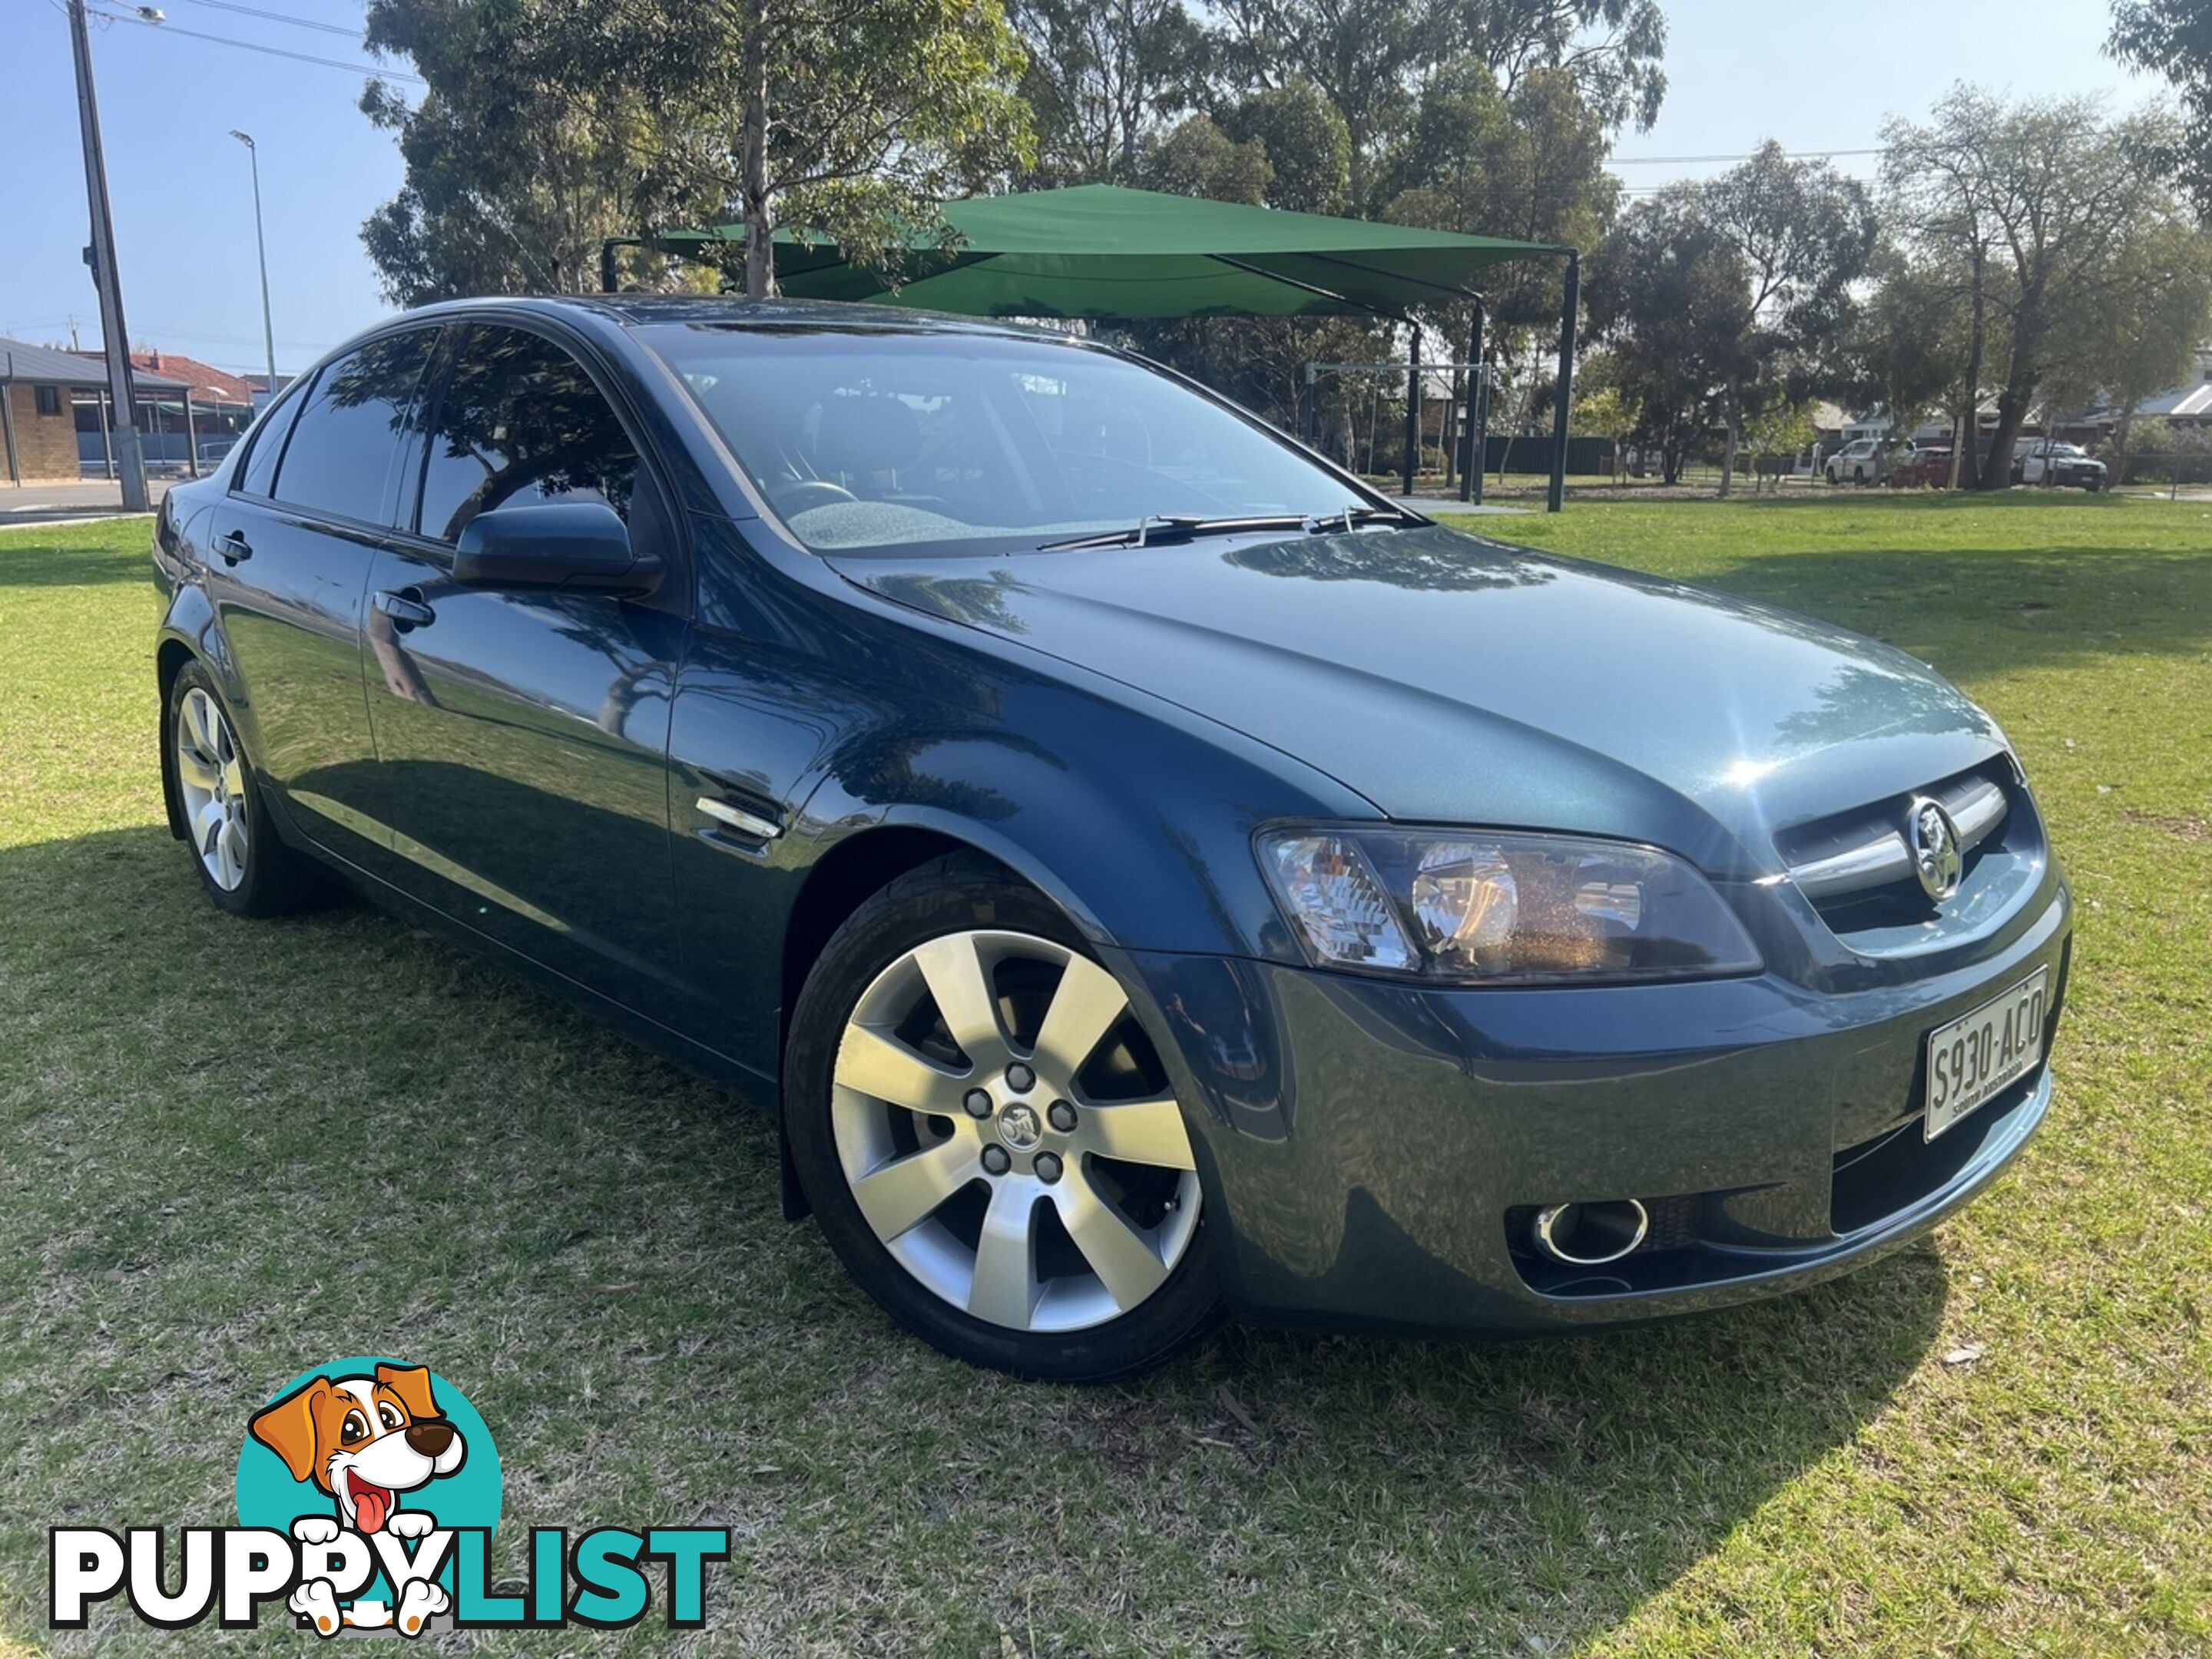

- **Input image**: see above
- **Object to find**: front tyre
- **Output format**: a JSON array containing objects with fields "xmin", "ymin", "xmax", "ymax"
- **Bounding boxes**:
[
  {"xmin": 785, "ymin": 855, "xmax": 1221, "ymax": 1380},
  {"xmin": 166, "ymin": 661, "xmax": 333, "ymax": 917}
]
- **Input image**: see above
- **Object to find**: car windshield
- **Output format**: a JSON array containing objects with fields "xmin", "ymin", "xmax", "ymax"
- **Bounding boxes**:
[{"xmin": 640, "ymin": 323, "xmax": 1366, "ymax": 555}]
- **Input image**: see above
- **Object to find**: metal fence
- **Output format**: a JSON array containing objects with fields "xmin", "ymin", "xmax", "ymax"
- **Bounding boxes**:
[{"xmin": 2099, "ymin": 452, "xmax": 2212, "ymax": 495}]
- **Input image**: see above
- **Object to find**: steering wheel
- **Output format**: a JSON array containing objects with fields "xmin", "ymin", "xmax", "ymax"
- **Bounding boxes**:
[{"xmin": 773, "ymin": 479, "xmax": 858, "ymax": 513}]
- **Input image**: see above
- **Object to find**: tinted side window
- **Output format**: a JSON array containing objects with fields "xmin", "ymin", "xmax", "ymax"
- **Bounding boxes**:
[
  {"xmin": 416, "ymin": 325, "xmax": 639, "ymax": 543},
  {"xmin": 270, "ymin": 332, "xmax": 436, "ymax": 524},
  {"xmin": 236, "ymin": 394, "xmax": 299, "ymax": 498}
]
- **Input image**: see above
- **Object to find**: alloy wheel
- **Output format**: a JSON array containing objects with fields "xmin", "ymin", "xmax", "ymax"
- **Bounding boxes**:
[
  {"xmin": 174, "ymin": 686, "xmax": 250, "ymax": 892},
  {"xmin": 830, "ymin": 929, "xmax": 1202, "ymax": 1333}
]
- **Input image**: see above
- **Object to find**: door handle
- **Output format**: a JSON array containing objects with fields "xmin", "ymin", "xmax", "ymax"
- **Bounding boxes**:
[
  {"xmin": 214, "ymin": 529, "xmax": 252, "ymax": 563},
  {"xmin": 373, "ymin": 588, "xmax": 436, "ymax": 631}
]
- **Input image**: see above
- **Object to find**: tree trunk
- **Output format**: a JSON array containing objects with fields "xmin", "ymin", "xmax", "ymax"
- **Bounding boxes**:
[
  {"xmin": 1956, "ymin": 252, "xmax": 1986, "ymax": 490},
  {"xmin": 1980, "ymin": 378, "xmax": 2033, "ymax": 490},
  {"xmin": 740, "ymin": 0, "xmax": 775, "ymax": 300},
  {"xmin": 2114, "ymin": 403, "xmax": 2137, "ymax": 482}
]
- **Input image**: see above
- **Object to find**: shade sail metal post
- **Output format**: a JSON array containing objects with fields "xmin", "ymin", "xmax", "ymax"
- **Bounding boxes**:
[
  {"xmin": 600, "ymin": 237, "xmax": 632, "ymax": 293},
  {"xmin": 1303, "ymin": 362, "xmax": 1318, "ymax": 445},
  {"xmin": 1402, "ymin": 322, "xmax": 1421, "ymax": 497},
  {"xmin": 1548, "ymin": 250, "xmax": 1580, "ymax": 514},
  {"xmin": 1462, "ymin": 300, "xmax": 1485, "ymax": 504}
]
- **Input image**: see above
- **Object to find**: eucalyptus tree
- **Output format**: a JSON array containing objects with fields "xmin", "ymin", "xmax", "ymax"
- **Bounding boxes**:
[
  {"xmin": 1217, "ymin": 80, "xmax": 1353, "ymax": 214},
  {"xmin": 1883, "ymin": 88, "xmax": 2185, "ymax": 487},
  {"xmin": 361, "ymin": 0, "xmax": 684, "ymax": 302},
  {"xmin": 1011, "ymin": 0, "xmax": 1209, "ymax": 184},
  {"xmin": 1582, "ymin": 189, "xmax": 1749, "ymax": 485},
  {"xmin": 1698, "ymin": 141, "xmax": 1876, "ymax": 494},
  {"xmin": 2108, "ymin": 0, "xmax": 2212, "ymax": 214}
]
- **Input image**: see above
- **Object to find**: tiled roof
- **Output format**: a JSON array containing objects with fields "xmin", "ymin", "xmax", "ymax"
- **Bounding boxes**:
[
  {"xmin": 0, "ymin": 335, "xmax": 190, "ymax": 389},
  {"xmin": 70, "ymin": 346, "xmax": 259, "ymax": 406}
]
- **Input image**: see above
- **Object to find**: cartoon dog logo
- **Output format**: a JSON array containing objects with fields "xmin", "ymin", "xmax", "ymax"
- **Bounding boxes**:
[{"xmin": 249, "ymin": 1363, "xmax": 467, "ymax": 1634}]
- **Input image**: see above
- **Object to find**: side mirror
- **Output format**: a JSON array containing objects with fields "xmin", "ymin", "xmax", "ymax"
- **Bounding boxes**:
[{"xmin": 451, "ymin": 500, "xmax": 662, "ymax": 597}]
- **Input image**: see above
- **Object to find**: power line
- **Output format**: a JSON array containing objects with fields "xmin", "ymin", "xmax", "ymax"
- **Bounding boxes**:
[
  {"xmin": 168, "ymin": 0, "xmax": 363, "ymax": 38},
  {"xmin": 1609, "ymin": 147, "xmax": 1883, "ymax": 165},
  {"xmin": 91, "ymin": 7, "xmax": 423, "ymax": 83}
]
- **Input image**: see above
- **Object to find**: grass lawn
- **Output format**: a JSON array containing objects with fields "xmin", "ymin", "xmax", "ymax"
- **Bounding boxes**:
[{"xmin": 2, "ymin": 495, "xmax": 2207, "ymax": 1655}]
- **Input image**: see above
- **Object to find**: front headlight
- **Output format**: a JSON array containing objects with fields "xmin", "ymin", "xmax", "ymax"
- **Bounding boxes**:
[{"xmin": 1257, "ymin": 827, "xmax": 1763, "ymax": 985}]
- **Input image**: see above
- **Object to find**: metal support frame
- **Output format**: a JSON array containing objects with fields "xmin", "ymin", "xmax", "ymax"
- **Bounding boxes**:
[
  {"xmin": 1547, "ymin": 250, "xmax": 1580, "ymax": 515},
  {"xmin": 1402, "ymin": 322, "xmax": 1421, "ymax": 496},
  {"xmin": 1461, "ymin": 300, "xmax": 1485, "ymax": 504}
]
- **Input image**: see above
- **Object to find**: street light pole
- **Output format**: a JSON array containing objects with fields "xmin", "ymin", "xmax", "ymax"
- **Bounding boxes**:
[
  {"xmin": 229, "ymin": 131, "xmax": 277, "ymax": 403},
  {"xmin": 67, "ymin": 0, "xmax": 150, "ymax": 512}
]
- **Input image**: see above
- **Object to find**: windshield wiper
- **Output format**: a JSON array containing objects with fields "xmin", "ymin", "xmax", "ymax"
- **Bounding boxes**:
[
  {"xmin": 1037, "ymin": 513, "xmax": 1310, "ymax": 552},
  {"xmin": 1037, "ymin": 503, "xmax": 1422, "ymax": 553},
  {"xmin": 1307, "ymin": 503, "xmax": 1425, "ymax": 534}
]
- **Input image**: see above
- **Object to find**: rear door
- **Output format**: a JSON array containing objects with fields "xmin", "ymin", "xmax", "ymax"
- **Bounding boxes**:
[
  {"xmin": 358, "ymin": 320, "xmax": 688, "ymax": 1015},
  {"xmin": 204, "ymin": 328, "xmax": 439, "ymax": 865}
]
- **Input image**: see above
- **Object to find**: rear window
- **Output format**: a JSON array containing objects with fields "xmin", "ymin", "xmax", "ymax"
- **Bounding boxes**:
[
  {"xmin": 640, "ymin": 325, "xmax": 1353, "ymax": 555},
  {"xmin": 270, "ymin": 331, "xmax": 437, "ymax": 525}
]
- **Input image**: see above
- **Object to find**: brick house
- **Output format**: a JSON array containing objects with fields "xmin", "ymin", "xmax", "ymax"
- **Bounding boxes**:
[{"xmin": 1, "ymin": 336, "xmax": 195, "ymax": 484}]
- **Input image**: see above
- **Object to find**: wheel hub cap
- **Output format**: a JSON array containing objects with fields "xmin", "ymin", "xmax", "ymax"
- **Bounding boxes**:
[
  {"xmin": 830, "ymin": 929, "xmax": 1203, "ymax": 1334},
  {"xmin": 174, "ymin": 686, "xmax": 249, "ymax": 892}
]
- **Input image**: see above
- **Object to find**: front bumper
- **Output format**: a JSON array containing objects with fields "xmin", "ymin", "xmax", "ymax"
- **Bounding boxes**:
[{"xmin": 1108, "ymin": 881, "xmax": 2071, "ymax": 1337}]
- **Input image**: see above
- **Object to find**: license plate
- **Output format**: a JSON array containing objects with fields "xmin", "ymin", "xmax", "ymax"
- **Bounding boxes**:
[{"xmin": 1924, "ymin": 968, "xmax": 2049, "ymax": 1140}]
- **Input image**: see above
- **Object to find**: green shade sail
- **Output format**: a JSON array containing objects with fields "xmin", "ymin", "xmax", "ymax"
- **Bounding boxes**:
[{"xmin": 641, "ymin": 184, "xmax": 1565, "ymax": 321}]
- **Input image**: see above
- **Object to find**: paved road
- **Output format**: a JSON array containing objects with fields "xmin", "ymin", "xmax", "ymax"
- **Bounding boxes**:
[{"xmin": 0, "ymin": 478, "xmax": 170, "ymax": 530}]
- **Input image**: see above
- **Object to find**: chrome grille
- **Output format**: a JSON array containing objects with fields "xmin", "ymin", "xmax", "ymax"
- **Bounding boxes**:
[{"xmin": 1783, "ymin": 770, "xmax": 2010, "ymax": 903}]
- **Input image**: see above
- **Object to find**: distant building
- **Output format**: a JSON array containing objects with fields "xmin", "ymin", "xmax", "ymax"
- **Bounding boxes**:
[
  {"xmin": 0, "ymin": 335, "xmax": 193, "ymax": 485},
  {"xmin": 2105, "ymin": 345, "xmax": 2212, "ymax": 426}
]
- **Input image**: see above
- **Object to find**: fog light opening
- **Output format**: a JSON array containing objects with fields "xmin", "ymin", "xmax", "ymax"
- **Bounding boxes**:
[{"xmin": 1532, "ymin": 1199, "xmax": 1650, "ymax": 1266}]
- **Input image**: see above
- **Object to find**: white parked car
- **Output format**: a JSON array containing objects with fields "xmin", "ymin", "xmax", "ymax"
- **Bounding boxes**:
[
  {"xmin": 2018, "ymin": 442, "xmax": 2107, "ymax": 491},
  {"xmin": 1824, "ymin": 439, "xmax": 1886, "ymax": 485}
]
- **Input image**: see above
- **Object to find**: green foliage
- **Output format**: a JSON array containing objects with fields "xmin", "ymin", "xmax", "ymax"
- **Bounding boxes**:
[
  {"xmin": 366, "ymin": 0, "xmax": 1035, "ymax": 301},
  {"xmin": 1584, "ymin": 192, "xmax": 1743, "ymax": 482},
  {"xmin": 1217, "ymin": 81, "xmax": 1352, "ymax": 214},
  {"xmin": 1740, "ymin": 397, "xmax": 1817, "ymax": 459},
  {"xmin": 1138, "ymin": 114, "xmax": 1271, "ymax": 204},
  {"xmin": 2108, "ymin": 0, "xmax": 2212, "ymax": 215},
  {"xmin": 1584, "ymin": 146, "xmax": 1871, "ymax": 488},
  {"xmin": 1208, "ymin": 0, "xmax": 1661, "ymax": 216},
  {"xmin": 1842, "ymin": 244, "xmax": 1972, "ymax": 439},
  {"xmin": 360, "ymin": 0, "xmax": 691, "ymax": 303},
  {"xmin": 1011, "ymin": 0, "xmax": 1208, "ymax": 184},
  {"xmin": 1382, "ymin": 63, "xmax": 1614, "ymax": 332},
  {"xmin": 1881, "ymin": 88, "xmax": 2190, "ymax": 485}
]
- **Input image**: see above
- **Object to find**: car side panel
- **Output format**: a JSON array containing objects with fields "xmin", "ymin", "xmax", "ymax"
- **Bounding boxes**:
[
  {"xmin": 200, "ymin": 496, "xmax": 388, "ymax": 866},
  {"xmin": 661, "ymin": 524, "xmax": 1376, "ymax": 1077}
]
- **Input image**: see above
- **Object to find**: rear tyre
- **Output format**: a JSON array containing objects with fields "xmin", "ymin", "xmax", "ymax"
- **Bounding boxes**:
[
  {"xmin": 166, "ymin": 661, "xmax": 334, "ymax": 918},
  {"xmin": 785, "ymin": 853, "xmax": 1222, "ymax": 1380}
]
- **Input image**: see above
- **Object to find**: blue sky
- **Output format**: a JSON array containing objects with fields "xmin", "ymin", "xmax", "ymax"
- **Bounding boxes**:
[{"xmin": 0, "ymin": 0, "xmax": 2164, "ymax": 378}]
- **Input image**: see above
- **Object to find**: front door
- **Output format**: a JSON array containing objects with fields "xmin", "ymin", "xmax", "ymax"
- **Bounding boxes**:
[{"xmin": 359, "ymin": 321, "xmax": 687, "ymax": 1016}]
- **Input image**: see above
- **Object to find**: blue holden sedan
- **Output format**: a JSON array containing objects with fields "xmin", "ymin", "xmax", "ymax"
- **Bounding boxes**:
[{"xmin": 151, "ymin": 297, "xmax": 2071, "ymax": 1379}]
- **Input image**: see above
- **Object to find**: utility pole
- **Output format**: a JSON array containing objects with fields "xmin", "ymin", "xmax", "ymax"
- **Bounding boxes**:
[{"xmin": 68, "ymin": 0, "xmax": 149, "ymax": 512}]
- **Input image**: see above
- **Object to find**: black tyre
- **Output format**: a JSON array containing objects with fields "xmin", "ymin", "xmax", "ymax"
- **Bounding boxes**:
[
  {"xmin": 784, "ymin": 853, "xmax": 1222, "ymax": 1381},
  {"xmin": 165, "ymin": 661, "xmax": 334, "ymax": 917}
]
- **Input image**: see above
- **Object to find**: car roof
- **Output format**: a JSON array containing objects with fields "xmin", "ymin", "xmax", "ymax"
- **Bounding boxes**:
[{"xmin": 392, "ymin": 293, "xmax": 1067, "ymax": 345}]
